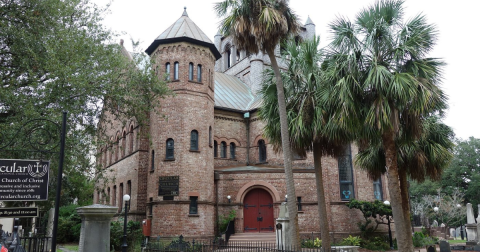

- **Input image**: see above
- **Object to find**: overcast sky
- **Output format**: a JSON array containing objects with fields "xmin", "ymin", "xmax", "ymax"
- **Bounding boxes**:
[{"xmin": 93, "ymin": 0, "xmax": 480, "ymax": 140}]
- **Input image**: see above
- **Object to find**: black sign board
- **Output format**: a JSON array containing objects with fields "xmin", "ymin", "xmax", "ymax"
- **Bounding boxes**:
[
  {"xmin": 158, "ymin": 176, "xmax": 179, "ymax": 196},
  {"xmin": 0, "ymin": 207, "xmax": 39, "ymax": 218},
  {"xmin": 0, "ymin": 159, "xmax": 50, "ymax": 201}
]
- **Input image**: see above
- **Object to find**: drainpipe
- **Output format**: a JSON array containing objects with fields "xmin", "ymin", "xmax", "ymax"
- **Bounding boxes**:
[{"xmin": 244, "ymin": 112, "xmax": 250, "ymax": 165}]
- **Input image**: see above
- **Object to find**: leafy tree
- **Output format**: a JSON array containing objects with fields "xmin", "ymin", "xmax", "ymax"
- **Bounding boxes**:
[
  {"xmin": 215, "ymin": 0, "xmax": 301, "ymax": 246},
  {"xmin": 324, "ymin": 1, "xmax": 447, "ymax": 251},
  {"xmin": 260, "ymin": 37, "xmax": 350, "ymax": 251},
  {"xmin": 0, "ymin": 0, "xmax": 170, "ymax": 208},
  {"xmin": 441, "ymin": 137, "xmax": 480, "ymax": 209}
]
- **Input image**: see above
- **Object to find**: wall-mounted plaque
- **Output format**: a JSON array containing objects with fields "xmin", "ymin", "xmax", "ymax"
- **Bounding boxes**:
[{"xmin": 158, "ymin": 176, "xmax": 179, "ymax": 196}]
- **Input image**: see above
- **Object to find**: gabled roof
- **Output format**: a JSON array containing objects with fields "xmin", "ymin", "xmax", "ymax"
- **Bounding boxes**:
[
  {"xmin": 214, "ymin": 72, "xmax": 262, "ymax": 112},
  {"xmin": 145, "ymin": 8, "xmax": 221, "ymax": 59}
]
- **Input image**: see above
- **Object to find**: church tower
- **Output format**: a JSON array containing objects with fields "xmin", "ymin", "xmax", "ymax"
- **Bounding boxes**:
[{"xmin": 145, "ymin": 7, "xmax": 221, "ymax": 238}]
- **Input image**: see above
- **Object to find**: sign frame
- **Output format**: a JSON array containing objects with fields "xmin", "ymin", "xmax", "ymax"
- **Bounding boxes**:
[
  {"xmin": 0, "ymin": 159, "xmax": 50, "ymax": 201},
  {"xmin": 0, "ymin": 207, "xmax": 39, "ymax": 218},
  {"xmin": 158, "ymin": 176, "xmax": 179, "ymax": 197}
]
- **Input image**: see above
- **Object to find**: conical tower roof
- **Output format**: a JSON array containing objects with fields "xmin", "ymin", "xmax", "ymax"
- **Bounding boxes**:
[{"xmin": 145, "ymin": 7, "xmax": 221, "ymax": 59}]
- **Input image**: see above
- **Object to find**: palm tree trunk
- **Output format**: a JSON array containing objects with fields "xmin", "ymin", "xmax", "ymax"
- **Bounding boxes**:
[
  {"xmin": 266, "ymin": 48, "xmax": 300, "ymax": 248},
  {"xmin": 399, "ymin": 167, "xmax": 413, "ymax": 237},
  {"xmin": 382, "ymin": 130, "xmax": 413, "ymax": 252},
  {"xmin": 313, "ymin": 142, "xmax": 331, "ymax": 252}
]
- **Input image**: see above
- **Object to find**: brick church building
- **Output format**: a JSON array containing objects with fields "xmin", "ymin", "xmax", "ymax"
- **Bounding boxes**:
[{"xmin": 95, "ymin": 8, "xmax": 389, "ymax": 240}]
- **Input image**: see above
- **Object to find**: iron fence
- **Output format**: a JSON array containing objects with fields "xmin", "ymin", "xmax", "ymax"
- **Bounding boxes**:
[
  {"xmin": 144, "ymin": 236, "xmax": 341, "ymax": 252},
  {"xmin": 1, "ymin": 234, "xmax": 51, "ymax": 252}
]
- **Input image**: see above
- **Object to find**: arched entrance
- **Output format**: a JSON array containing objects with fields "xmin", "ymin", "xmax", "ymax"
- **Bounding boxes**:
[{"xmin": 243, "ymin": 188, "xmax": 274, "ymax": 232}]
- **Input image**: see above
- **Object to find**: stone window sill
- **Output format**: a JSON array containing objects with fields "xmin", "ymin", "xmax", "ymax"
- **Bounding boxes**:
[
  {"xmin": 188, "ymin": 80, "xmax": 203, "ymax": 85},
  {"xmin": 255, "ymin": 162, "xmax": 268, "ymax": 165},
  {"xmin": 298, "ymin": 211, "xmax": 304, "ymax": 214},
  {"xmin": 164, "ymin": 158, "xmax": 175, "ymax": 161},
  {"xmin": 190, "ymin": 150, "xmax": 200, "ymax": 153},
  {"xmin": 188, "ymin": 214, "xmax": 199, "ymax": 217}
]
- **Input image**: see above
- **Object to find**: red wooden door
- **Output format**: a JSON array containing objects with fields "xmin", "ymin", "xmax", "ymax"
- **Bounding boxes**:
[{"xmin": 243, "ymin": 188, "xmax": 274, "ymax": 232}]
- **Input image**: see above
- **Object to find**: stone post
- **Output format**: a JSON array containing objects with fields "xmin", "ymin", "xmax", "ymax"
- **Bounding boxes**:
[
  {"xmin": 276, "ymin": 202, "xmax": 292, "ymax": 249},
  {"xmin": 77, "ymin": 204, "xmax": 118, "ymax": 252},
  {"xmin": 465, "ymin": 203, "xmax": 478, "ymax": 245}
]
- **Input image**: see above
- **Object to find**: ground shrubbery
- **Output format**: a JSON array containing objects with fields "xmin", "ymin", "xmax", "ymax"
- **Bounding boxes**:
[
  {"xmin": 110, "ymin": 218, "xmax": 143, "ymax": 252},
  {"xmin": 56, "ymin": 204, "xmax": 82, "ymax": 243}
]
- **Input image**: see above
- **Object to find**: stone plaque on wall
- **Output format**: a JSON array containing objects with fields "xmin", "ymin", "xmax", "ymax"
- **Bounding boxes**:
[{"xmin": 158, "ymin": 176, "xmax": 179, "ymax": 196}]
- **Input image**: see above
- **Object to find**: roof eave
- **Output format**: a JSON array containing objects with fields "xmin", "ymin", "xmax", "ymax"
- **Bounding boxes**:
[{"xmin": 145, "ymin": 37, "xmax": 221, "ymax": 60}]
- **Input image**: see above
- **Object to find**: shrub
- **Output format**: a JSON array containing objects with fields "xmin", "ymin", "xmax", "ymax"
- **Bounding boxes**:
[
  {"xmin": 413, "ymin": 232, "xmax": 426, "ymax": 247},
  {"xmin": 218, "ymin": 210, "xmax": 236, "ymax": 233},
  {"xmin": 110, "ymin": 218, "xmax": 143, "ymax": 252},
  {"xmin": 361, "ymin": 236, "xmax": 390, "ymax": 251},
  {"xmin": 302, "ymin": 238, "xmax": 321, "ymax": 248},
  {"xmin": 341, "ymin": 235, "xmax": 362, "ymax": 246}
]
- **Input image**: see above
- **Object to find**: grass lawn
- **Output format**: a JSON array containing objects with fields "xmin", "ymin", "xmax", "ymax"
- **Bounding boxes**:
[
  {"xmin": 58, "ymin": 244, "xmax": 79, "ymax": 251},
  {"xmin": 448, "ymin": 239, "xmax": 466, "ymax": 244}
]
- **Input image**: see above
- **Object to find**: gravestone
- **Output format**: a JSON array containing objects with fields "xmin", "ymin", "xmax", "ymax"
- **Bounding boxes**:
[
  {"xmin": 76, "ymin": 204, "xmax": 117, "ymax": 252},
  {"xmin": 427, "ymin": 245, "xmax": 436, "ymax": 252},
  {"xmin": 439, "ymin": 240, "xmax": 451, "ymax": 252},
  {"xmin": 467, "ymin": 203, "xmax": 475, "ymax": 224},
  {"xmin": 432, "ymin": 220, "xmax": 439, "ymax": 227}
]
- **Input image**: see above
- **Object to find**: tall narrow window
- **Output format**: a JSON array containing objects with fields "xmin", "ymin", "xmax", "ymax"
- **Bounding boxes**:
[
  {"xmin": 166, "ymin": 138, "xmax": 174, "ymax": 160},
  {"xmin": 230, "ymin": 142, "xmax": 236, "ymax": 159},
  {"xmin": 97, "ymin": 190, "xmax": 100, "ymax": 204},
  {"xmin": 151, "ymin": 150, "xmax": 155, "ymax": 171},
  {"xmin": 190, "ymin": 130, "xmax": 198, "ymax": 151},
  {"xmin": 119, "ymin": 183, "xmax": 124, "ymax": 212},
  {"xmin": 149, "ymin": 197, "xmax": 153, "ymax": 216},
  {"xmin": 127, "ymin": 180, "xmax": 131, "ymax": 196},
  {"xmin": 189, "ymin": 63, "xmax": 194, "ymax": 81},
  {"xmin": 227, "ymin": 50, "xmax": 231, "ymax": 68},
  {"xmin": 214, "ymin": 140, "xmax": 218, "ymax": 158},
  {"xmin": 165, "ymin": 63, "xmax": 171, "ymax": 80},
  {"xmin": 209, "ymin": 127, "xmax": 212, "ymax": 146},
  {"xmin": 174, "ymin": 62, "xmax": 179, "ymax": 80},
  {"xmin": 189, "ymin": 196, "xmax": 198, "ymax": 214},
  {"xmin": 107, "ymin": 187, "xmax": 111, "ymax": 205},
  {"xmin": 113, "ymin": 185, "xmax": 117, "ymax": 207},
  {"xmin": 220, "ymin": 141, "xmax": 227, "ymax": 158},
  {"xmin": 297, "ymin": 197, "xmax": 302, "ymax": 211},
  {"xmin": 338, "ymin": 144, "xmax": 355, "ymax": 201},
  {"xmin": 258, "ymin": 139, "xmax": 267, "ymax": 163},
  {"xmin": 122, "ymin": 131, "xmax": 126, "ymax": 157},
  {"xmin": 373, "ymin": 178, "xmax": 383, "ymax": 201},
  {"xmin": 197, "ymin": 65, "xmax": 202, "ymax": 82},
  {"xmin": 129, "ymin": 126, "xmax": 134, "ymax": 154}
]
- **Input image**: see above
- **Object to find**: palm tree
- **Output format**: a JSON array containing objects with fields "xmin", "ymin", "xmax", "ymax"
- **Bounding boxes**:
[
  {"xmin": 324, "ymin": 1, "xmax": 447, "ymax": 250},
  {"xmin": 260, "ymin": 37, "xmax": 351, "ymax": 251},
  {"xmin": 215, "ymin": 0, "xmax": 301, "ymax": 246},
  {"xmin": 355, "ymin": 115, "xmax": 454, "ymax": 235}
]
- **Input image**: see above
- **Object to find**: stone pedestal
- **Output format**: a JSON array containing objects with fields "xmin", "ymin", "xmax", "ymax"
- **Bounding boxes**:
[
  {"xmin": 77, "ymin": 204, "xmax": 118, "ymax": 252},
  {"xmin": 466, "ymin": 223, "xmax": 478, "ymax": 245},
  {"xmin": 275, "ymin": 203, "xmax": 292, "ymax": 249}
]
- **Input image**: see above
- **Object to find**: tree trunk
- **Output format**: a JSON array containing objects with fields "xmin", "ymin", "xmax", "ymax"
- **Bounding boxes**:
[
  {"xmin": 266, "ymin": 48, "xmax": 300, "ymax": 248},
  {"xmin": 382, "ymin": 130, "xmax": 413, "ymax": 252},
  {"xmin": 313, "ymin": 142, "xmax": 331, "ymax": 251},
  {"xmin": 399, "ymin": 167, "xmax": 413, "ymax": 236}
]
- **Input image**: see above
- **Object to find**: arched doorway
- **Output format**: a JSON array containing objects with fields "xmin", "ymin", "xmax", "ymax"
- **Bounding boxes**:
[{"xmin": 243, "ymin": 188, "xmax": 274, "ymax": 232}]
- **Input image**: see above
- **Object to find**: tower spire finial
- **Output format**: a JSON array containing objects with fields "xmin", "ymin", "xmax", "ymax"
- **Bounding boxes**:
[{"xmin": 182, "ymin": 7, "xmax": 188, "ymax": 17}]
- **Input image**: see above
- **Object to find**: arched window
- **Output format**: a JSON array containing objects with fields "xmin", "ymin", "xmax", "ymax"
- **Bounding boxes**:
[
  {"xmin": 221, "ymin": 141, "xmax": 227, "ymax": 158},
  {"xmin": 190, "ymin": 130, "xmax": 198, "ymax": 151},
  {"xmin": 209, "ymin": 126, "xmax": 212, "ymax": 146},
  {"xmin": 230, "ymin": 142, "xmax": 236, "ymax": 159},
  {"xmin": 373, "ymin": 178, "xmax": 383, "ymax": 201},
  {"xmin": 236, "ymin": 50, "xmax": 240, "ymax": 62},
  {"xmin": 214, "ymin": 140, "xmax": 218, "ymax": 158},
  {"xmin": 166, "ymin": 138, "xmax": 174, "ymax": 160},
  {"xmin": 197, "ymin": 65, "xmax": 202, "ymax": 82},
  {"xmin": 189, "ymin": 63, "xmax": 194, "ymax": 81},
  {"xmin": 224, "ymin": 45, "xmax": 231, "ymax": 69},
  {"xmin": 174, "ymin": 62, "xmax": 179, "ymax": 80},
  {"xmin": 165, "ymin": 63, "xmax": 171, "ymax": 80},
  {"xmin": 258, "ymin": 139, "xmax": 266, "ymax": 163},
  {"xmin": 151, "ymin": 150, "xmax": 155, "ymax": 171},
  {"xmin": 107, "ymin": 187, "xmax": 110, "ymax": 205}
]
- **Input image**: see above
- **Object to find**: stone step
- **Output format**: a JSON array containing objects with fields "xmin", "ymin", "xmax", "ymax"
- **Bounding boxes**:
[{"xmin": 228, "ymin": 232, "xmax": 276, "ymax": 243}]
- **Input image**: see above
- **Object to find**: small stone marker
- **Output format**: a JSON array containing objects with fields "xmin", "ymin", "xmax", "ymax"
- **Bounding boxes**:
[{"xmin": 439, "ymin": 240, "xmax": 451, "ymax": 252}]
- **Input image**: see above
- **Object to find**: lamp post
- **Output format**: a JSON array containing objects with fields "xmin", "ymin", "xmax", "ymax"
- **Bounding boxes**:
[
  {"xmin": 122, "ymin": 194, "xmax": 130, "ymax": 252},
  {"xmin": 433, "ymin": 206, "xmax": 439, "ymax": 225},
  {"xmin": 285, "ymin": 194, "xmax": 288, "ymax": 202},
  {"xmin": 457, "ymin": 204, "xmax": 464, "ymax": 240},
  {"xmin": 384, "ymin": 200, "xmax": 393, "ymax": 250},
  {"xmin": 227, "ymin": 195, "xmax": 231, "ymax": 204}
]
